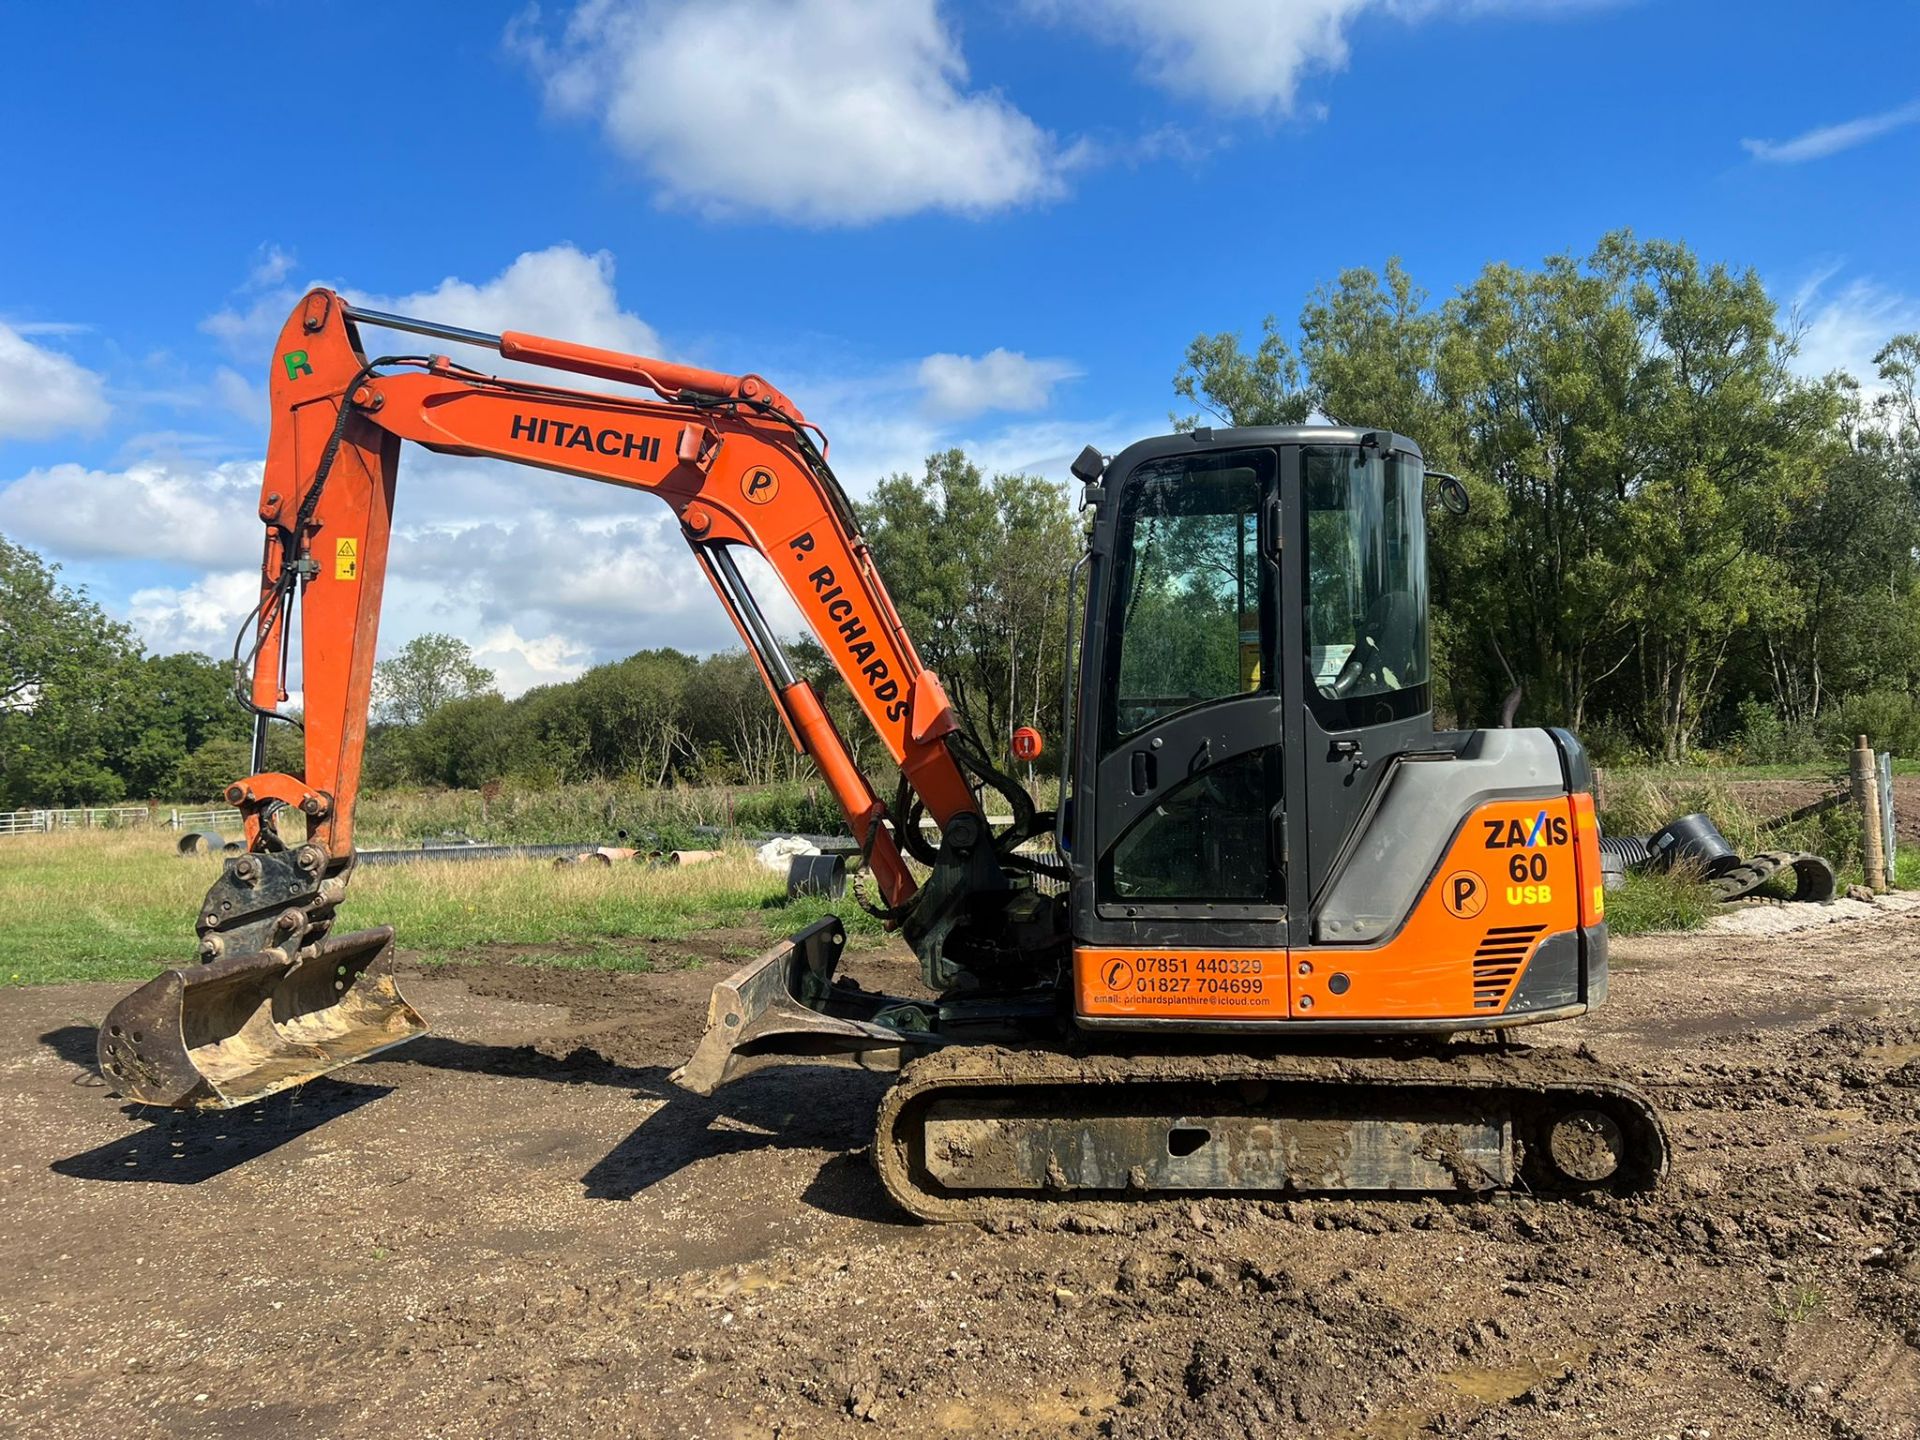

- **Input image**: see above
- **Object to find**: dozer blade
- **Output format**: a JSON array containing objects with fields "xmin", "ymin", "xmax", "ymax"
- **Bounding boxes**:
[
  {"xmin": 673, "ymin": 916, "xmax": 937, "ymax": 1096},
  {"xmin": 97, "ymin": 926, "xmax": 427, "ymax": 1110}
]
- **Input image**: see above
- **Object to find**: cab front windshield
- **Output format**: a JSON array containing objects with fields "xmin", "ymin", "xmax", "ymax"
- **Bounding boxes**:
[{"xmin": 1304, "ymin": 446, "xmax": 1429, "ymax": 715}]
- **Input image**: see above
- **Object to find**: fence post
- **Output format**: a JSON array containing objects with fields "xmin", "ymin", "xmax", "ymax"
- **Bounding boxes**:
[{"xmin": 1853, "ymin": 736, "xmax": 1889, "ymax": 895}]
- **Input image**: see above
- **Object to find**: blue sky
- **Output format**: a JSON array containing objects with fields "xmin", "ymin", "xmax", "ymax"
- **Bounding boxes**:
[{"xmin": 3, "ymin": 0, "xmax": 1917, "ymax": 694}]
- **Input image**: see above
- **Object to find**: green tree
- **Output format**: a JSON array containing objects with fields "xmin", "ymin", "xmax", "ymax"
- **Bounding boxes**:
[
  {"xmin": 166, "ymin": 721, "xmax": 303, "ymax": 802},
  {"xmin": 0, "ymin": 534, "xmax": 140, "ymax": 806},
  {"xmin": 407, "ymin": 694, "xmax": 529, "ymax": 788},
  {"xmin": 1175, "ymin": 234, "xmax": 1850, "ymax": 759},
  {"xmin": 372, "ymin": 633, "xmax": 496, "ymax": 727},
  {"xmin": 110, "ymin": 652, "xmax": 252, "ymax": 798},
  {"xmin": 1298, "ymin": 262, "xmax": 1498, "ymax": 722},
  {"xmin": 509, "ymin": 681, "xmax": 596, "ymax": 784},
  {"xmin": 1173, "ymin": 319, "xmax": 1310, "ymax": 429},
  {"xmin": 1761, "ymin": 412, "xmax": 1920, "ymax": 727},
  {"xmin": 683, "ymin": 650, "xmax": 802, "ymax": 786},
  {"xmin": 570, "ymin": 648, "xmax": 697, "ymax": 784},
  {"xmin": 861, "ymin": 451, "xmax": 1079, "ymax": 753}
]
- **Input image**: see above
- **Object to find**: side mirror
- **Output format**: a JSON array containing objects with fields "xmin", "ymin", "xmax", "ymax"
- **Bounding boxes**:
[
  {"xmin": 1069, "ymin": 444, "xmax": 1106, "ymax": 484},
  {"xmin": 1427, "ymin": 471, "xmax": 1470, "ymax": 516}
]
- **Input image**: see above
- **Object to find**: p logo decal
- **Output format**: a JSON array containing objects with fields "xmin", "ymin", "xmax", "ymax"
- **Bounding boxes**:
[{"xmin": 1442, "ymin": 870, "xmax": 1486, "ymax": 919}]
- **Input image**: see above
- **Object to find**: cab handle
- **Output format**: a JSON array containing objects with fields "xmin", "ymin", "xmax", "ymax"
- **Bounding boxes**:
[{"xmin": 1130, "ymin": 750, "xmax": 1157, "ymax": 796}]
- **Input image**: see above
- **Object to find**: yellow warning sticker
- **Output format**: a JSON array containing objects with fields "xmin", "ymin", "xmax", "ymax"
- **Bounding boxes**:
[{"xmin": 335, "ymin": 537, "xmax": 359, "ymax": 580}]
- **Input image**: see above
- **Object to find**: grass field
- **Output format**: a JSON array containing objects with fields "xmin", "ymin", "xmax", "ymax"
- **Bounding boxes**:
[
  {"xmin": 5, "ymin": 797, "xmax": 1914, "ymax": 985},
  {"xmin": 0, "ymin": 830, "xmax": 881, "ymax": 986}
]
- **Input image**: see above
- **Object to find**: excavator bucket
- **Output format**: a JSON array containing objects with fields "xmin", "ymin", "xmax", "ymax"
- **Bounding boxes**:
[
  {"xmin": 97, "ymin": 926, "xmax": 426, "ymax": 1110},
  {"xmin": 674, "ymin": 916, "xmax": 934, "ymax": 1095}
]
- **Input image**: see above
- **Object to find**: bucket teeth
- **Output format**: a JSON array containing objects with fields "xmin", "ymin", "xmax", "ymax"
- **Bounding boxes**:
[{"xmin": 97, "ymin": 926, "xmax": 427, "ymax": 1110}]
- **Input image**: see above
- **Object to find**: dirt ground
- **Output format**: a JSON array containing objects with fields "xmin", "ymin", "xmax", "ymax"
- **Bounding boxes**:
[{"xmin": 3, "ymin": 909, "xmax": 1918, "ymax": 1440}]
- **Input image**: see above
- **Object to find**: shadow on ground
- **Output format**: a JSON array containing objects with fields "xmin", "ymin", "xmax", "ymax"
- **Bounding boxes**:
[
  {"xmin": 42, "ymin": 1023, "xmax": 902, "ymax": 1218},
  {"xmin": 50, "ymin": 1079, "xmax": 394, "ymax": 1184},
  {"xmin": 584, "ymin": 1064, "xmax": 903, "ymax": 1221},
  {"xmin": 395, "ymin": 1035, "xmax": 901, "ymax": 1219},
  {"xmin": 390, "ymin": 1034, "xmax": 901, "ymax": 1219},
  {"xmin": 39, "ymin": 1023, "xmax": 98, "ymax": 1068}
]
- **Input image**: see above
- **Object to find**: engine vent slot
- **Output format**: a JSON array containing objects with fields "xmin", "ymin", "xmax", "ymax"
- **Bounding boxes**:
[{"xmin": 1472, "ymin": 924, "xmax": 1545, "ymax": 1009}]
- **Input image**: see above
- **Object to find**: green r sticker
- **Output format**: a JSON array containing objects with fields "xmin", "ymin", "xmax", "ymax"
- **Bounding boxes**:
[{"xmin": 282, "ymin": 350, "xmax": 313, "ymax": 381}]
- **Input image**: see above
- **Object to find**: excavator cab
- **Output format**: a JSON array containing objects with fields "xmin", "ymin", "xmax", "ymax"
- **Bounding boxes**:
[{"xmin": 1062, "ymin": 427, "xmax": 1610, "ymax": 1031}]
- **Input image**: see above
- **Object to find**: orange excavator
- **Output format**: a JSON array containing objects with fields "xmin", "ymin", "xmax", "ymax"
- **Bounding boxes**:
[{"xmin": 97, "ymin": 290, "xmax": 1666, "ymax": 1218}]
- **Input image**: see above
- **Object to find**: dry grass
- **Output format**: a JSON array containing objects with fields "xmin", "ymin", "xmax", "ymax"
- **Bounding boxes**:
[
  {"xmin": 351, "ymin": 780, "xmax": 850, "ymax": 848},
  {"xmin": 0, "ymin": 830, "xmax": 878, "ymax": 986}
]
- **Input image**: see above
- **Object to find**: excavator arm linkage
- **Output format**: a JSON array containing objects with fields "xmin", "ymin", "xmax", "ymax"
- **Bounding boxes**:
[{"xmin": 98, "ymin": 290, "xmax": 1000, "ymax": 1109}]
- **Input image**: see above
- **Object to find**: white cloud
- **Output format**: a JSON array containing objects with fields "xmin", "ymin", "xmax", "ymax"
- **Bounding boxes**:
[
  {"xmin": 348, "ymin": 244, "xmax": 662, "ymax": 366},
  {"xmin": 196, "ymin": 245, "xmax": 300, "ymax": 353},
  {"xmin": 127, "ymin": 570, "xmax": 259, "ymax": 657},
  {"xmin": 9, "ymin": 321, "xmax": 91, "ymax": 338},
  {"xmin": 392, "ymin": 512, "xmax": 721, "ymax": 637},
  {"xmin": 1041, "ymin": 0, "xmax": 1619, "ymax": 115},
  {"xmin": 201, "ymin": 244, "xmax": 663, "ymax": 389},
  {"xmin": 0, "ymin": 322, "xmax": 111, "ymax": 440},
  {"xmin": 121, "ymin": 567, "xmax": 600, "ymax": 696},
  {"xmin": 1743, "ymin": 98, "xmax": 1920, "ymax": 165},
  {"xmin": 1044, "ymin": 0, "xmax": 1364, "ymax": 115},
  {"xmin": 248, "ymin": 244, "xmax": 296, "ymax": 289},
  {"xmin": 512, "ymin": 0, "xmax": 1076, "ymax": 224},
  {"xmin": 199, "ymin": 292, "xmax": 294, "ymax": 357},
  {"xmin": 952, "ymin": 415, "xmax": 1142, "ymax": 485},
  {"xmin": 1787, "ymin": 268, "xmax": 1920, "ymax": 387},
  {"xmin": 0, "ymin": 459, "xmax": 262, "ymax": 567},
  {"xmin": 29, "ymin": 399, "xmax": 1131, "ymax": 684},
  {"xmin": 210, "ymin": 366, "xmax": 264, "ymax": 421},
  {"xmin": 917, "ymin": 349, "xmax": 1081, "ymax": 420},
  {"xmin": 785, "ymin": 361, "xmax": 1142, "ymax": 495},
  {"xmin": 113, "ymin": 429, "xmax": 251, "ymax": 465},
  {"xmin": 39, "ymin": 242, "xmax": 1120, "ymax": 698},
  {"xmin": 470, "ymin": 625, "xmax": 592, "ymax": 695}
]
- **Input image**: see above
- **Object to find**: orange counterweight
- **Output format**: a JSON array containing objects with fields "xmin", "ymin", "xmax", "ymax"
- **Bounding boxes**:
[{"xmin": 1075, "ymin": 796, "xmax": 1589, "ymax": 1024}]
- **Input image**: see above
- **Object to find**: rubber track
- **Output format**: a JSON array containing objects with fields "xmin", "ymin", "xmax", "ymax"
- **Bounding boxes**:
[
  {"xmin": 1706, "ymin": 850, "xmax": 1836, "ymax": 904},
  {"xmin": 873, "ymin": 1044, "xmax": 1669, "ymax": 1223}
]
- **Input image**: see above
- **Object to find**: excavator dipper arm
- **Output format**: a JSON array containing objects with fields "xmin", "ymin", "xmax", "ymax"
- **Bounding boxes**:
[{"xmin": 97, "ymin": 289, "xmax": 1002, "ymax": 1109}]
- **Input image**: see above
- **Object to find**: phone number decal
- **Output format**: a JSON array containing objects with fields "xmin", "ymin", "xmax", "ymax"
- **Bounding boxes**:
[{"xmin": 1094, "ymin": 953, "xmax": 1281, "ymax": 1006}]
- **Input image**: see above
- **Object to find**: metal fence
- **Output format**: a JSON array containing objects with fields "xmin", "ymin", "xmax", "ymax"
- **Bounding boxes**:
[
  {"xmin": 0, "ymin": 805, "xmax": 242, "ymax": 837},
  {"xmin": 1879, "ymin": 751, "xmax": 1898, "ymax": 871}
]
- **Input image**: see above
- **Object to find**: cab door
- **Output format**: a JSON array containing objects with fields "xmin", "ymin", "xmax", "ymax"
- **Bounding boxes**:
[{"xmin": 1082, "ymin": 446, "xmax": 1286, "ymax": 938}]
